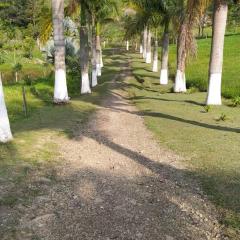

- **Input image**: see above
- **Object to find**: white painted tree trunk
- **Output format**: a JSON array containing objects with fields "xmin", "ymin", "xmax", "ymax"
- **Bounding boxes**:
[
  {"xmin": 174, "ymin": 70, "xmax": 186, "ymax": 92},
  {"xmin": 80, "ymin": 5, "xmax": 91, "ymax": 95},
  {"xmin": 92, "ymin": 69, "xmax": 97, "ymax": 87},
  {"xmin": 100, "ymin": 49, "xmax": 103, "ymax": 68},
  {"xmin": 152, "ymin": 40, "xmax": 158, "ymax": 72},
  {"xmin": 160, "ymin": 31, "xmax": 169, "ymax": 85},
  {"xmin": 160, "ymin": 69, "xmax": 168, "ymax": 85},
  {"xmin": 96, "ymin": 35, "xmax": 102, "ymax": 77},
  {"xmin": 92, "ymin": 22, "xmax": 98, "ymax": 87},
  {"xmin": 126, "ymin": 41, "xmax": 129, "ymax": 51},
  {"xmin": 140, "ymin": 44, "xmax": 143, "ymax": 54},
  {"xmin": 146, "ymin": 30, "xmax": 152, "ymax": 64},
  {"xmin": 135, "ymin": 42, "xmax": 138, "ymax": 51},
  {"xmin": 0, "ymin": 76, "xmax": 13, "ymax": 143},
  {"xmin": 97, "ymin": 64, "xmax": 101, "ymax": 76},
  {"xmin": 143, "ymin": 27, "xmax": 147, "ymax": 59},
  {"xmin": 206, "ymin": 1, "xmax": 228, "ymax": 105},
  {"xmin": 174, "ymin": 23, "xmax": 187, "ymax": 93},
  {"xmin": 52, "ymin": 0, "xmax": 69, "ymax": 103},
  {"xmin": 81, "ymin": 72, "xmax": 91, "ymax": 94},
  {"xmin": 206, "ymin": 74, "xmax": 222, "ymax": 105},
  {"xmin": 152, "ymin": 60, "xmax": 158, "ymax": 72}
]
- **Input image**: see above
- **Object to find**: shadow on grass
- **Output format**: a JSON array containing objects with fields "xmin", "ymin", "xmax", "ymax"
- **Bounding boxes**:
[{"xmin": 128, "ymin": 95, "xmax": 205, "ymax": 107}]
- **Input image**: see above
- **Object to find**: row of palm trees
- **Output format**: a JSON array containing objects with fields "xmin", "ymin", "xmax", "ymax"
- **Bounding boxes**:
[
  {"xmin": 0, "ymin": 0, "xmax": 117, "ymax": 143},
  {"xmin": 52, "ymin": 0, "xmax": 117, "ymax": 100},
  {"xmin": 125, "ymin": 0, "xmax": 239, "ymax": 105}
]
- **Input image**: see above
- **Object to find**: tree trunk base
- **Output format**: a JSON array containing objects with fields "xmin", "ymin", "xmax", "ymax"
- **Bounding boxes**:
[
  {"xmin": 152, "ymin": 59, "xmax": 158, "ymax": 72},
  {"xmin": 160, "ymin": 69, "xmax": 168, "ymax": 85},
  {"xmin": 54, "ymin": 69, "xmax": 69, "ymax": 102},
  {"xmin": 81, "ymin": 72, "xmax": 91, "ymax": 94},
  {"xmin": 100, "ymin": 55, "xmax": 104, "ymax": 68},
  {"xmin": 140, "ymin": 45, "xmax": 143, "ymax": 54},
  {"xmin": 0, "ymin": 79, "xmax": 13, "ymax": 143},
  {"xmin": 174, "ymin": 70, "xmax": 186, "ymax": 92},
  {"xmin": 97, "ymin": 64, "xmax": 102, "ymax": 76},
  {"xmin": 206, "ymin": 73, "xmax": 222, "ymax": 105},
  {"xmin": 146, "ymin": 52, "xmax": 151, "ymax": 64},
  {"xmin": 92, "ymin": 69, "xmax": 98, "ymax": 87},
  {"xmin": 126, "ymin": 41, "xmax": 129, "ymax": 51}
]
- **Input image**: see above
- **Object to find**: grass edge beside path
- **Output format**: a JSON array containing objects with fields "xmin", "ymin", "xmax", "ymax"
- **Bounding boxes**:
[{"xmin": 126, "ymin": 52, "xmax": 240, "ymax": 239}]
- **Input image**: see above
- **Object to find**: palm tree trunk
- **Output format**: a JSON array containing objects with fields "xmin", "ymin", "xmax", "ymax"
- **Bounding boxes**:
[
  {"xmin": 174, "ymin": 22, "xmax": 187, "ymax": 93},
  {"xmin": 80, "ymin": 3, "xmax": 91, "ymax": 94},
  {"xmin": 100, "ymin": 45, "xmax": 104, "ymax": 68},
  {"xmin": 160, "ymin": 22, "xmax": 169, "ymax": 85},
  {"xmin": 126, "ymin": 40, "xmax": 129, "ymax": 51},
  {"xmin": 0, "ymin": 74, "xmax": 13, "ymax": 142},
  {"xmin": 96, "ymin": 37, "xmax": 101, "ymax": 76},
  {"xmin": 206, "ymin": 0, "xmax": 228, "ymax": 105},
  {"xmin": 146, "ymin": 29, "xmax": 152, "ymax": 64},
  {"xmin": 143, "ymin": 27, "xmax": 147, "ymax": 59},
  {"xmin": 15, "ymin": 72, "xmax": 18, "ymax": 82},
  {"xmin": 152, "ymin": 35, "xmax": 158, "ymax": 72},
  {"xmin": 140, "ymin": 43, "xmax": 143, "ymax": 54},
  {"xmin": 52, "ymin": 0, "xmax": 69, "ymax": 103},
  {"xmin": 91, "ymin": 17, "xmax": 97, "ymax": 87},
  {"xmin": 96, "ymin": 22, "xmax": 101, "ymax": 77}
]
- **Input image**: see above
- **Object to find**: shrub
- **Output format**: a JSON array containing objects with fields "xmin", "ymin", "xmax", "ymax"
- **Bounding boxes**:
[
  {"xmin": 186, "ymin": 86, "xmax": 199, "ymax": 94},
  {"xmin": 12, "ymin": 63, "xmax": 23, "ymax": 73},
  {"xmin": 203, "ymin": 105, "xmax": 211, "ymax": 113},
  {"xmin": 232, "ymin": 96, "xmax": 240, "ymax": 107},
  {"xmin": 0, "ymin": 55, "xmax": 5, "ymax": 64}
]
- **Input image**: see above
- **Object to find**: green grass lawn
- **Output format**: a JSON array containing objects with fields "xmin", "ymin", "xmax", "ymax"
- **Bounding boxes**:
[
  {"xmin": 167, "ymin": 34, "xmax": 240, "ymax": 99},
  {"xmin": 128, "ymin": 52, "xmax": 240, "ymax": 239}
]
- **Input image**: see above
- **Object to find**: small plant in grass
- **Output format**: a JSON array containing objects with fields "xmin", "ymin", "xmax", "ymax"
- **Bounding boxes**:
[
  {"xmin": 12, "ymin": 63, "xmax": 22, "ymax": 82},
  {"xmin": 186, "ymin": 86, "xmax": 199, "ymax": 94},
  {"xmin": 203, "ymin": 105, "xmax": 211, "ymax": 113},
  {"xmin": 216, "ymin": 113, "xmax": 228, "ymax": 122},
  {"xmin": 232, "ymin": 96, "xmax": 240, "ymax": 107},
  {"xmin": 24, "ymin": 75, "xmax": 32, "ymax": 86}
]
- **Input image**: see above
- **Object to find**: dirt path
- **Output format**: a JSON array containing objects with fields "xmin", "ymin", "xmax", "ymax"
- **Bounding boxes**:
[{"xmin": 18, "ymin": 62, "xmax": 224, "ymax": 240}]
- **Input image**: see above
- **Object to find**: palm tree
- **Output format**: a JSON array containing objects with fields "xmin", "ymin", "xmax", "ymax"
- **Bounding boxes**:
[
  {"xmin": 0, "ymin": 74, "xmax": 13, "ymax": 143},
  {"xmin": 95, "ymin": 1, "xmax": 118, "ymax": 76},
  {"xmin": 174, "ymin": 0, "xmax": 211, "ymax": 92},
  {"xmin": 160, "ymin": 19, "xmax": 170, "ymax": 84},
  {"xmin": 152, "ymin": 30, "xmax": 158, "ymax": 72},
  {"xmin": 145, "ymin": 28, "xmax": 152, "ymax": 64},
  {"xmin": 87, "ymin": 0, "xmax": 118, "ymax": 85},
  {"xmin": 80, "ymin": 2, "xmax": 91, "ymax": 94},
  {"xmin": 206, "ymin": 0, "xmax": 228, "ymax": 105},
  {"xmin": 139, "ymin": 34, "xmax": 143, "ymax": 54},
  {"xmin": 126, "ymin": 40, "xmax": 129, "ymax": 50},
  {"xmin": 91, "ymin": 14, "xmax": 98, "ymax": 87},
  {"xmin": 96, "ymin": 22, "xmax": 102, "ymax": 76},
  {"xmin": 158, "ymin": 0, "xmax": 175, "ymax": 84},
  {"xmin": 124, "ymin": 0, "xmax": 161, "ymax": 66},
  {"xmin": 52, "ymin": 0, "xmax": 69, "ymax": 103},
  {"xmin": 143, "ymin": 26, "xmax": 147, "ymax": 58}
]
